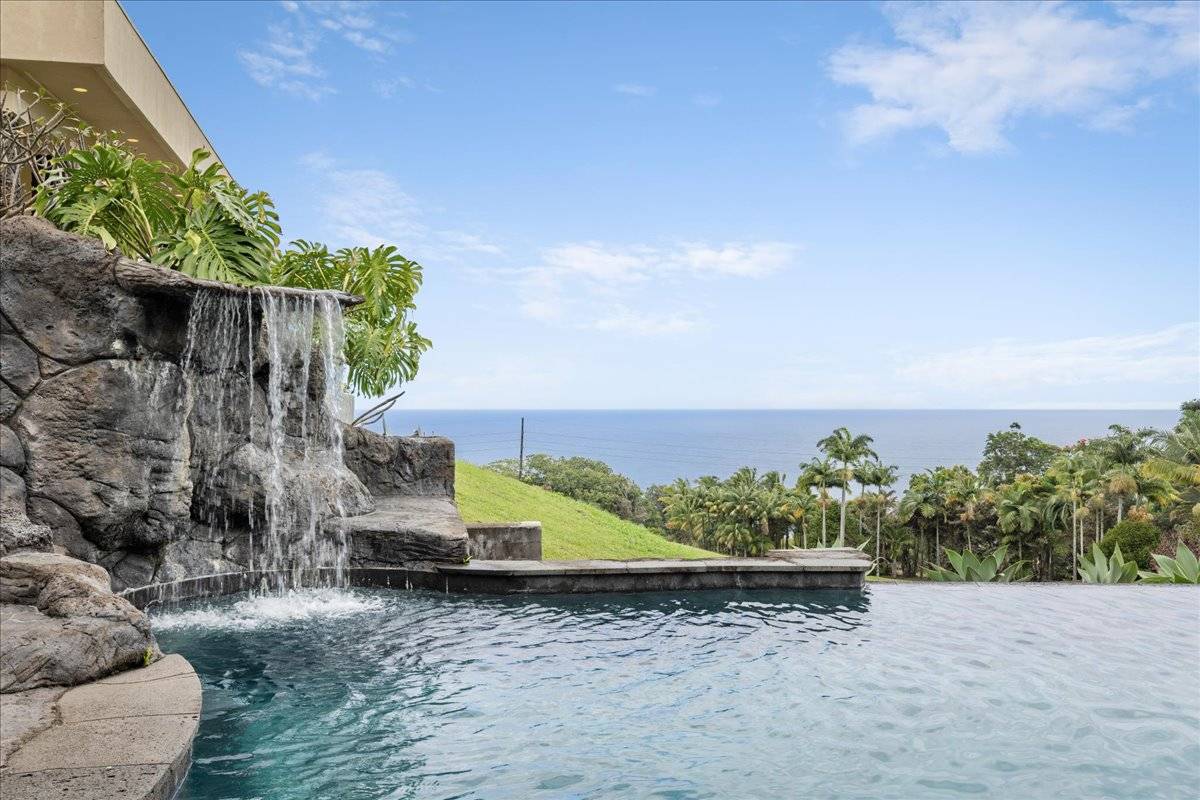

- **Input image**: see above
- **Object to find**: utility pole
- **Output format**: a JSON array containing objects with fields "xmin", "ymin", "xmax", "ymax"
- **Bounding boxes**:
[{"xmin": 518, "ymin": 417, "xmax": 525, "ymax": 479}]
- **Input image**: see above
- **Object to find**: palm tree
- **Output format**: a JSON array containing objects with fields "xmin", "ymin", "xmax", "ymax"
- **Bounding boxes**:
[
  {"xmin": 946, "ymin": 469, "xmax": 987, "ymax": 552},
  {"xmin": 1143, "ymin": 411, "xmax": 1200, "ymax": 521},
  {"xmin": 1047, "ymin": 452, "xmax": 1095, "ymax": 580},
  {"xmin": 1105, "ymin": 464, "xmax": 1139, "ymax": 524},
  {"xmin": 994, "ymin": 477, "xmax": 1042, "ymax": 570},
  {"xmin": 899, "ymin": 474, "xmax": 937, "ymax": 567},
  {"xmin": 858, "ymin": 460, "xmax": 898, "ymax": 570},
  {"xmin": 817, "ymin": 428, "xmax": 877, "ymax": 547},
  {"xmin": 801, "ymin": 457, "xmax": 839, "ymax": 547}
]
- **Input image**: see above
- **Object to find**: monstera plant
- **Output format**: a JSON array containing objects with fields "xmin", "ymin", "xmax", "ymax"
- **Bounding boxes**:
[
  {"xmin": 30, "ymin": 142, "xmax": 427, "ymax": 397},
  {"xmin": 925, "ymin": 544, "xmax": 1028, "ymax": 582},
  {"xmin": 1078, "ymin": 543, "xmax": 1138, "ymax": 584},
  {"xmin": 35, "ymin": 146, "xmax": 279, "ymax": 284},
  {"xmin": 1138, "ymin": 544, "xmax": 1200, "ymax": 584}
]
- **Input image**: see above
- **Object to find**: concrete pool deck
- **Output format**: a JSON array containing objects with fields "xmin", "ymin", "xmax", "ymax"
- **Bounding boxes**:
[{"xmin": 0, "ymin": 654, "xmax": 200, "ymax": 800}]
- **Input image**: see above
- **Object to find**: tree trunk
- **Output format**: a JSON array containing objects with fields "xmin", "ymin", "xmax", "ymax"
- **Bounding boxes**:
[
  {"xmin": 820, "ymin": 499, "xmax": 827, "ymax": 548},
  {"xmin": 1117, "ymin": 497, "xmax": 1123, "ymax": 524},
  {"xmin": 1075, "ymin": 501, "xmax": 1084, "ymax": 582},
  {"xmin": 837, "ymin": 468, "xmax": 848, "ymax": 547},
  {"xmin": 875, "ymin": 503, "xmax": 882, "ymax": 570}
]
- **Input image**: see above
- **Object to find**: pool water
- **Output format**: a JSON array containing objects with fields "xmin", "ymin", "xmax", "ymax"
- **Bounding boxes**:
[{"xmin": 154, "ymin": 586, "xmax": 1200, "ymax": 800}]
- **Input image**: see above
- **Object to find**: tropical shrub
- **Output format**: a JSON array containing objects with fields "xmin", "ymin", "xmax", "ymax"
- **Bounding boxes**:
[
  {"xmin": 35, "ymin": 146, "xmax": 279, "ymax": 284},
  {"xmin": 1078, "ymin": 543, "xmax": 1137, "ymax": 584},
  {"xmin": 1098, "ymin": 519, "xmax": 1160, "ymax": 569},
  {"xmin": 925, "ymin": 544, "xmax": 1028, "ymax": 582},
  {"xmin": 270, "ymin": 241, "xmax": 430, "ymax": 397},
  {"xmin": 486, "ymin": 454, "xmax": 650, "ymax": 524},
  {"xmin": 1138, "ymin": 544, "xmax": 1200, "ymax": 584},
  {"xmin": 29, "ymin": 141, "xmax": 427, "ymax": 397}
]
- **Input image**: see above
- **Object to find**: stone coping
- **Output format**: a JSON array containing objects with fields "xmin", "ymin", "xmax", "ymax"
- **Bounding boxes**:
[
  {"xmin": 114, "ymin": 257, "xmax": 363, "ymax": 306},
  {"xmin": 118, "ymin": 553, "xmax": 870, "ymax": 608},
  {"xmin": 0, "ymin": 654, "xmax": 201, "ymax": 800},
  {"xmin": 438, "ymin": 557, "xmax": 872, "ymax": 575}
]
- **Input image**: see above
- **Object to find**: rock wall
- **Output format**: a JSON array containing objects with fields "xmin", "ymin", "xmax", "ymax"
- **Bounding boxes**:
[{"xmin": 0, "ymin": 217, "xmax": 459, "ymax": 590}]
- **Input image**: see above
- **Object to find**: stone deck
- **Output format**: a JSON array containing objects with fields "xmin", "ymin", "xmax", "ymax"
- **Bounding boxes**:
[{"xmin": 0, "ymin": 655, "xmax": 200, "ymax": 800}]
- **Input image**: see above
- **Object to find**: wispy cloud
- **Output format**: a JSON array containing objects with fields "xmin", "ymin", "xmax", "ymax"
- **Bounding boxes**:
[
  {"xmin": 591, "ymin": 307, "xmax": 699, "ymax": 336},
  {"xmin": 240, "ymin": 1, "xmax": 412, "ymax": 99},
  {"xmin": 692, "ymin": 93, "xmax": 722, "ymax": 108},
  {"xmin": 517, "ymin": 240, "xmax": 800, "ymax": 334},
  {"xmin": 896, "ymin": 323, "xmax": 1200, "ymax": 389},
  {"xmin": 239, "ymin": 24, "xmax": 333, "ymax": 100},
  {"xmin": 300, "ymin": 153, "xmax": 502, "ymax": 261},
  {"xmin": 614, "ymin": 83, "xmax": 657, "ymax": 97},
  {"xmin": 829, "ymin": 1, "xmax": 1200, "ymax": 153}
]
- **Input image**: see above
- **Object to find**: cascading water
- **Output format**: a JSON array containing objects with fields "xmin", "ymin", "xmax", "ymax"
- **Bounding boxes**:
[{"xmin": 179, "ymin": 287, "xmax": 355, "ymax": 592}]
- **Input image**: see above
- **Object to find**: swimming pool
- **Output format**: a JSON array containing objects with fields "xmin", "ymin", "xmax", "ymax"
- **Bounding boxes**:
[{"xmin": 154, "ymin": 585, "xmax": 1199, "ymax": 799}]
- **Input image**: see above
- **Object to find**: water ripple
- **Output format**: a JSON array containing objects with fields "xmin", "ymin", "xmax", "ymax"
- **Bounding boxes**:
[{"xmin": 156, "ymin": 585, "xmax": 1200, "ymax": 800}]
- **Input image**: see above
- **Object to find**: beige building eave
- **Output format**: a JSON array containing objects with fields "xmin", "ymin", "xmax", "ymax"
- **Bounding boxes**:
[{"xmin": 0, "ymin": 0, "xmax": 219, "ymax": 169}]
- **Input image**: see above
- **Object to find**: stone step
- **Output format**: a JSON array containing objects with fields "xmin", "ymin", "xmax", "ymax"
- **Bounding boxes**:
[{"xmin": 334, "ymin": 495, "xmax": 469, "ymax": 565}]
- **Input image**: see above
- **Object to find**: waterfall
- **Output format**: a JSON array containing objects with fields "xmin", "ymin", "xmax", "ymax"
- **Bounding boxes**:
[{"xmin": 180, "ymin": 287, "xmax": 351, "ymax": 591}]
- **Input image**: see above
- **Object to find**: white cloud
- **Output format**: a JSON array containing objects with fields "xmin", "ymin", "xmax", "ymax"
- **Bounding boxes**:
[
  {"xmin": 591, "ymin": 307, "xmax": 699, "ymax": 336},
  {"xmin": 517, "ymin": 240, "xmax": 800, "ymax": 335},
  {"xmin": 692, "ymin": 93, "xmax": 722, "ymax": 108},
  {"xmin": 238, "ymin": 25, "xmax": 333, "ymax": 100},
  {"xmin": 614, "ymin": 83, "xmax": 656, "ymax": 97},
  {"xmin": 897, "ymin": 323, "xmax": 1200, "ymax": 389},
  {"xmin": 829, "ymin": 1, "xmax": 1199, "ymax": 153},
  {"xmin": 374, "ymin": 76, "xmax": 417, "ymax": 98},
  {"xmin": 241, "ymin": 1, "xmax": 412, "ymax": 99},
  {"xmin": 301, "ymin": 153, "xmax": 503, "ymax": 262}
]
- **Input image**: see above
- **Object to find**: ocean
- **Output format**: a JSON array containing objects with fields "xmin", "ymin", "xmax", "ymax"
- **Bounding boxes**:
[{"xmin": 376, "ymin": 409, "xmax": 1182, "ymax": 489}]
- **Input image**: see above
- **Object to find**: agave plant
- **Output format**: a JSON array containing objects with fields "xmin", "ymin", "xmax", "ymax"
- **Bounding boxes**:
[
  {"xmin": 1138, "ymin": 544, "xmax": 1200, "ymax": 584},
  {"xmin": 925, "ymin": 544, "xmax": 1028, "ymax": 582},
  {"xmin": 1078, "ymin": 542, "xmax": 1137, "ymax": 584}
]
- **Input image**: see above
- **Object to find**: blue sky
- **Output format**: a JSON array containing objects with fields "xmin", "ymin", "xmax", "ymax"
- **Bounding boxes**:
[{"xmin": 124, "ymin": 0, "xmax": 1199, "ymax": 410}]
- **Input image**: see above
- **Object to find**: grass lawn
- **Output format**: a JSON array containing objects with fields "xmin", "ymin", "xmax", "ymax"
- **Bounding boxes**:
[{"xmin": 455, "ymin": 461, "xmax": 719, "ymax": 560}]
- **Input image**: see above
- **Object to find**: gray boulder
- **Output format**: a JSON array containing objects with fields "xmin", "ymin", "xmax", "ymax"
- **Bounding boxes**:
[{"xmin": 0, "ymin": 552, "xmax": 158, "ymax": 693}]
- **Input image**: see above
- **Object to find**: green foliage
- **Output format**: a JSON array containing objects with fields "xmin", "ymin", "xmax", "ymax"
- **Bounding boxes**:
[
  {"xmin": 817, "ymin": 427, "xmax": 876, "ymax": 547},
  {"xmin": 1098, "ymin": 519, "xmax": 1161, "ymax": 569},
  {"xmin": 455, "ymin": 461, "xmax": 716, "ymax": 560},
  {"xmin": 33, "ymin": 142, "xmax": 427, "ymax": 397},
  {"xmin": 36, "ymin": 147, "xmax": 278, "ymax": 284},
  {"xmin": 1078, "ymin": 543, "xmax": 1137, "ymax": 583},
  {"xmin": 924, "ymin": 544, "xmax": 1028, "ymax": 582},
  {"xmin": 487, "ymin": 454, "xmax": 650, "ymax": 524},
  {"xmin": 271, "ymin": 241, "xmax": 430, "ymax": 396},
  {"xmin": 978, "ymin": 423, "xmax": 1059, "ymax": 485},
  {"xmin": 660, "ymin": 468, "xmax": 801, "ymax": 556},
  {"xmin": 1138, "ymin": 544, "xmax": 1200, "ymax": 584}
]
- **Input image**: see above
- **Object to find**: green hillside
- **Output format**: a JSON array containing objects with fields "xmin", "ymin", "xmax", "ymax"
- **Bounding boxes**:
[{"xmin": 455, "ymin": 461, "xmax": 719, "ymax": 560}]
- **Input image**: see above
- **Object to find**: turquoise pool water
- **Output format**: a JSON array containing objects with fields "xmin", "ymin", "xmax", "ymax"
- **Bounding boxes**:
[{"xmin": 154, "ymin": 586, "xmax": 1199, "ymax": 799}]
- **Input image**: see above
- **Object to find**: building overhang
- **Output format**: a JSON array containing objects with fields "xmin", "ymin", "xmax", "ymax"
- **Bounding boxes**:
[{"xmin": 0, "ymin": 0, "xmax": 219, "ymax": 169}]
